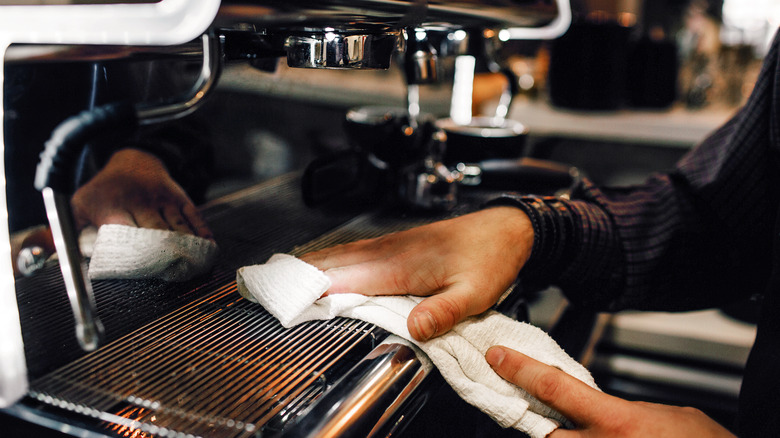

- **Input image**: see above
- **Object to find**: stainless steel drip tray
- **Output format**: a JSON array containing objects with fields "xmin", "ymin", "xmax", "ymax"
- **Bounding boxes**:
[
  {"xmin": 27, "ymin": 297, "xmax": 381, "ymax": 438},
  {"xmin": 7, "ymin": 173, "xmax": 470, "ymax": 438}
]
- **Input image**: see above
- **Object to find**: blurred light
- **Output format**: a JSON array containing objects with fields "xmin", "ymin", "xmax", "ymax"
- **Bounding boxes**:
[
  {"xmin": 518, "ymin": 73, "xmax": 535, "ymax": 90},
  {"xmin": 454, "ymin": 29, "xmax": 467, "ymax": 41},
  {"xmin": 450, "ymin": 55, "xmax": 475, "ymax": 125},
  {"xmin": 618, "ymin": 12, "xmax": 636, "ymax": 27},
  {"xmin": 498, "ymin": 29, "xmax": 511, "ymax": 41},
  {"xmin": 722, "ymin": 0, "xmax": 780, "ymax": 54}
]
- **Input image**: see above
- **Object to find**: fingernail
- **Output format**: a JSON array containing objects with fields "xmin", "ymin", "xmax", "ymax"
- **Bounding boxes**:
[
  {"xmin": 413, "ymin": 311, "xmax": 438, "ymax": 341},
  {"xmin": 486, "ymin": 347, "xmax": 506, "ymax": 367}
]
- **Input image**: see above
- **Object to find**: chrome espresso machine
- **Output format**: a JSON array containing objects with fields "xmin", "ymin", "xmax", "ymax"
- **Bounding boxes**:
[{"xmin": 0, "ymin": 1, "xmax": 573, "ymax": 437}]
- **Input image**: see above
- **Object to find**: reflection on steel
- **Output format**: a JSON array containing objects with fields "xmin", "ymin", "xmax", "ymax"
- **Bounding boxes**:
[
  {"xmin": 136, "ymin": 33, "xmax": 222, "ymax": 125},
  {"xmin": 215, "ymin": 0, "xmax": 559, "ymax": 33},
  {"xmin": 41, "ymin": 188, "xmax": 103, "ymax": 352},
  {"xmin": 282, "ymin": 340, "xmax": 430, "ymax": 438},
  {"xmin": 4, "ymin": 40, "xmax": 205, "ymax": 64},
  {"xmin": 16, "ymin": 246, "xmax": 48, "ymax": 277},
  {"xmin": 285, "ymin": 32, "xmax": 398, "ymax": 69},
  {"xmin": 402, "ymin": 28, "xmax": 439, "ymax": 84},
  {"xmin": 403, "ymin": 157, "xmax": 463, "ymax": 211},
  {"xmin": 507, "ymin": 0, "xmax": 572, "ymax": 39}
]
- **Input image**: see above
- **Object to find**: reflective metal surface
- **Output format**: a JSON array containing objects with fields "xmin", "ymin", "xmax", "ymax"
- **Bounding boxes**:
[
  {"xmin": 215, "ymin": 0, "xmax": 559, "ymax": 31},
  {"xmin": 285, "ymin": 32, "xmax": 398, "ymax": 69},
  {"xmin": 402, "ymin": 29, "xmax": 440, "ymax": 84},
  {"xmin": 282, "ymin": 339, "xmax": 430, "ymax": 438},
  {"xmin": 16, "ymin": 246, "xmax": 48, "ymax": 277},
  {"xmin": 402, "ymin": 158, "xmax": 463, "ymax": 211},
  {"xmin": 41, "ymin": 188, "xmax": 103, "ymax": 352},
  {"xmin": 136, "ymin": 34, "xmax": 223, "ymax": 125}
]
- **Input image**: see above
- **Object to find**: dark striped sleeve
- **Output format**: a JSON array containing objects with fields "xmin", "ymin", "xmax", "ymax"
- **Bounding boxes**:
[{"xmin": 491, "ymin": 29, "xmax": 780, "ymax": 312}]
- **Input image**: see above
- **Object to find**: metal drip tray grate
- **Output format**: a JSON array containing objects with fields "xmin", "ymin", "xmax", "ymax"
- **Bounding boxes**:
[{"xmin": 29, "ymin": 284, "xmax": 376, "ymax": 438}]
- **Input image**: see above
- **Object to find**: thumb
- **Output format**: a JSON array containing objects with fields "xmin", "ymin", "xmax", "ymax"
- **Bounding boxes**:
[
  {"xmin": 407, "ymin": 283, "xmax": 495, "ymax": 341},
  {"xmin": 485, "ymin": 346, "xmax": 612, "ymax": 427}
]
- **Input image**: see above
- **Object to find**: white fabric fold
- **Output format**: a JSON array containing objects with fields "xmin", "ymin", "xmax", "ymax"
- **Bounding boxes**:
[
  {"xmin": 87, "ymin": 224, "xmax": 218, "ymax": 282},
  {"xmin": 237, "ymin": 253, "xmax": 599, "ymax": 438}
]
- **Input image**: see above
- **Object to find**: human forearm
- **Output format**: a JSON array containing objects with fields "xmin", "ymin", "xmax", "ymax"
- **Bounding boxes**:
[{"xmin": 485, "ymin": 190, "xmax": 624, "ymax": 310}]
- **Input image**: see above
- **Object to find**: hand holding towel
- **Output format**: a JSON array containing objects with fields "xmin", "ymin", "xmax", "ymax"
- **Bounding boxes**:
[
  {"xmin": 237, "ymin": 254, "xmax": 600, "ymax": 438},
  {"xmin": 87, "ymin": 224, "xmax": 218, "ymax": 282}
]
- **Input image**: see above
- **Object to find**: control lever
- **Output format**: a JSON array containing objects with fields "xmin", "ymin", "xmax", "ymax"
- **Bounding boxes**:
[
  {"xmin": 464, "ymin": 157, "xmax": 582, "ymax": 197},
  {"xmin": 399, "ymin": 129, "xmax": 467, "ymax": 211},
  {"xmin": 402, "ymin": 155, "xmax": 581, "ymax": 210}
]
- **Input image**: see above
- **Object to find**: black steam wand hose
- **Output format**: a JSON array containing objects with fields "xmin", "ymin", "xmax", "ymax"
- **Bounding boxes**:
[{"xmin": 33, "ymin": 102, "xmax": 138, "ymax": 352}]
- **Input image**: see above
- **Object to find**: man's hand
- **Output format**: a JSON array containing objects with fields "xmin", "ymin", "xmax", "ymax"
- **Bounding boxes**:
[
  {"xmin": 485, "ymin": 346, "xmax": 737, "ymax": 437},
  {"xmin": 71, "ymin": 148, "xmax": 212, "ymax": 239},
  {"xmin": 300, "ymin": 206, "xmax": 534, "ymax": 341}
]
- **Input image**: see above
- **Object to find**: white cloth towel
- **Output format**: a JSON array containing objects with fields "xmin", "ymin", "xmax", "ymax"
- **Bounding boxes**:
[
  {"xmin": 87, "ymin": 224, "xmax": 218, "ymax": 282},
  {"xmin": 237, "ymin": 254, "xmax": 599, "ymax": 438}
]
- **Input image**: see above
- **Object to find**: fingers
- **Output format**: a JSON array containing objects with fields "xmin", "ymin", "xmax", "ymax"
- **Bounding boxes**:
[
  {"xmin": 72, "ymin": 196, "xmax": 138, "ymax": 231},
  {"xmin": 180, "ymin": 203, "xmax": 214, "ymax": 240},
  {"xmin": 130, "ymin": 206, "xmax": 170, "ymax": 231},
  {"xmin": 325, "ymin": 262, "xmax": 487, "ymax": 341},
  {"xmin": 485, "ymin": 346, "xmax": 610, "ymax": 426},
  {"xmin": 161, "ymin": 202, "xmax": 213, "ymax": 238},
  {"xmin": 407, "ymin": 283, "xmax": 496, "ymax": 341},
  {"xmin": 323, "ymin": 254, "xmax": 444, "ymax": 296},
  {"xmin": 136, "ymin": 203, "xmax": 213, "ymax": 240},
  {"xmin": 161, "ymin": 203, "xmax": 193, "ymax": 235},
  {"xmin": 302, "ymin": 236, "xmax": 391, "ymax": 271},
  {"xmin": 91, "ymin": 211, "xmax": 138, "ymax": 229},
  {"xmin": 74, "ymin": 196, "xmax": 213, "ymax": 239}
]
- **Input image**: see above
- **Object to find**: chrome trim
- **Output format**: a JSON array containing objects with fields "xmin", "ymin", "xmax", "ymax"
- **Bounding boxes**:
[
  {"xmin": 507, "ymin": 0, "xmax": 572, "ymax": 40},
  {"xmin": 41, "ymin": 188, "xmax": 103, "ymax": 352},
  {"xmin": 0, "ymin": 0, "xmax": 220, "ymax": 47},
  {"xmin": 136, "ymin": 34, "xmax": 222, "ymax": 125},
  {"xmin": 0, "ymin": 42, "xmax": 28, "ymax": 409},
  {"xmin": 215, "ymin": 1, "xmax": 560, "ymax": 33},
  {"xmin": 4, "ymin": 41, "xmax": 205, "ymax": 64},
  {"xmin": 283, "ymin": 339, "xmax": 431, "ymax": 438},
  {"xmin": 285, "ymin": 32, "xmax": 398, "ymax": 69}
]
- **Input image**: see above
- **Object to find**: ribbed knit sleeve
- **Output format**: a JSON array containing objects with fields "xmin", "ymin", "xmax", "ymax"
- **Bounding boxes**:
[{"xmin": 488, "ymin": 29, "xmax": 780, "ymax": 312}]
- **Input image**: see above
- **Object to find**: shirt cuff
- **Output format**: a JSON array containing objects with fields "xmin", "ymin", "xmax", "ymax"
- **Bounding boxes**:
[{"xmin": 483, "ymin": 194, "xmax": 578, "ymax": 287}]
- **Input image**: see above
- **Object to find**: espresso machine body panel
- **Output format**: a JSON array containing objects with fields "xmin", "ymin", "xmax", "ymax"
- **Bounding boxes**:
[{"xmin": 1, "ymin": 0, "xmax": 569, "ymax": 436}]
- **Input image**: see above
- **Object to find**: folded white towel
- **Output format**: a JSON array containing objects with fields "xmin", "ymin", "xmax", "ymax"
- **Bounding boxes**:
[
  {"xmin": 237, "ymin": 254, "xmax": 599, "ymax": 438},
  {"xmin": 87, "ymin": 224, "xmax": 218, "ymax": 282}
]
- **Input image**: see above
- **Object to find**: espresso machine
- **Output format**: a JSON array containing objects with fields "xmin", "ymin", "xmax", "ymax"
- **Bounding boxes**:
[{"xmin": 0, "ymin": 1, "xmax": 572, "ymax": 437}]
